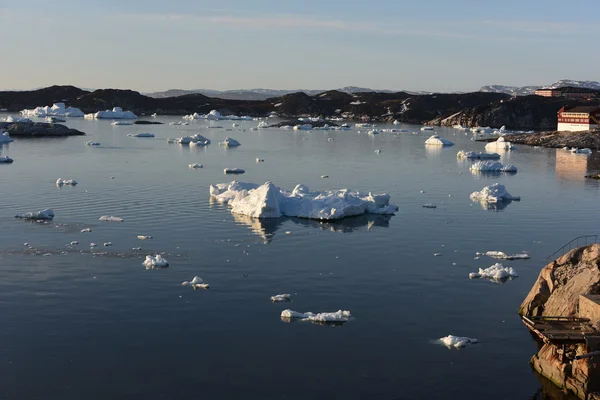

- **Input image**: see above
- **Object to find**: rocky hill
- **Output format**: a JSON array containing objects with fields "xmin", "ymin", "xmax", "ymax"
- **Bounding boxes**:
[{"xmin": 480, "ymin": 79, "xmax": 600, "ymax": 96}]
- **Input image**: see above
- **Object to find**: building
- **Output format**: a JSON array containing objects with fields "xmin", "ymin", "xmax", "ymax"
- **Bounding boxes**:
[
  {"xmin": 537, "ymin": 87, "xmax": 599, "ymax": 100},
  {"xmin": 557, "ymin": 106, "xmax": 600, "ymax": 132},
  {"xmin": 535, "ymin": 89, "xmax": 561, "ymax": 97}
]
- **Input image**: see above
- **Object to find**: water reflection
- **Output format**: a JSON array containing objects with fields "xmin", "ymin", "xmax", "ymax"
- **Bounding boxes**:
[
  {"xmin": 232, "ymin": 213, "xmax": 392, "ymax": 242},
  {"xmin": 472, "ymin": 199, "xmax": 516, "ymax": 211},
  {"xmin": 555, "ymin": 150, "xmax": 600, "ymax": 184}
]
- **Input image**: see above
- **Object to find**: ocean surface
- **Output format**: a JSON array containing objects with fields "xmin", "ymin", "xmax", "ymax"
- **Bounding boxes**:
[{"xmin": 1, "ymin": 114, "xmax": 599, "ymax": 400}]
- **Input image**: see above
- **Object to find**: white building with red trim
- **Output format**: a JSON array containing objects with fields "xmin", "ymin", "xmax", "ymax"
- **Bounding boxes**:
[{"xmin": 557, "ymin": 106, "xmax": 600, "ymax": 132}]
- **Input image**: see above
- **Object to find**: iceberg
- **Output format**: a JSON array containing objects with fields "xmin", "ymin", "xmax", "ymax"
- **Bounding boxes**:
[
  {"xmin": 271, "ymin": 294, "xmax": 291, "ymax": 302},
  {"xmin": 86, "ymin": 107, "xmax": 137, "ymax": 119},
  {"xmin": 143, "ymin": 254, "xmax": 169, "ymax": 269},
  {"xmin": 182, "ymin": 276, "xmax": 209, "ymax": 289},
  {"xmin": 437, "ymin": 335, "xmax": 478, "ymax": 348},
  {"xmin": 456, "ymin": 150, "xmax": 500, "ymax": 160},
  {"xmin": 210, "ymin": 181, "xmax": 398, "ymax": 221},
  {"xmin": 469, "ymin": 263, "xmax": 518, "ymax": 281},
  {"xmin": 0, "ymin": 132, "xmax": 14, "ymax": 143},
  {"xmin": 485, "ymin": 137, "xmax": 514, "ymax": 151},
  {"xmin": 127, "ymin": 133, "xmax": 154, "ymax": 137},
  {"xmin": 0, "ymin": 156, "xmax": 14, "ymax": 163},
  {"xmin": 470, "ymin": 183, "xmax": 520, "ymax": 204},
  {"xmin": 224, "ymin": 168, "xmax": 245, "ymax": 174},
  {"xmin": 20, "ymin": 103, "xmax": 84, "ymax": 118},
  {"xmin": 483, "ymin": 251, "xmax": 530, "ymax": 260},
  {"xmin": 191, "ymin": 134, "xmax": 211, "ymax": 145},
  {"xmin": 15, "ymin": 208, "xmax": 54, "ymax": 220},
  {"xmin": 56, "ymin": 178, "xmax": 77, "ymax": 186},
  {"xmin": 257, "ymin": 121, "xmax": 269, "ymax": 129},
  {"xmin": 470, "ymin": 161, "xmax": 517, "ymax": 173},
  {"xmin": 219, "ymin": 137, "xmax": 241, "ymax": 147},
  {"xmin": 425, "ymin": 135, "xmax": 454, "ymax": 146},
  {"xmin": 3, "ymin": 116, "xmax": 32, "ymax": 123},
  {"xmin": 85, "ymin": 141, "xmax": 100, "ymax": 146},
  {"xmin": 420, "ymin": 126, "xmax": 435, "ymax": 131},
  {"xmin": 99, "ymin": 215, "xmax": 124, "ymax": 222},
  {"xmin": 112, "ymin": 121, "xmax": 133, "ymax": 126},
  {"xmin": 281, "ymin": 309, "xmax": 351, "ymax": 323},
  {"xmin": 293, "ymin": 124, "xmax": 313, "ymax": 131},
  {"xmin": 176, "ymin": 136, "xmax": 193, "ymax": 145},
  {"xmin": 189, "ymin": 163, "xmax": 203, "ymax": 169}
]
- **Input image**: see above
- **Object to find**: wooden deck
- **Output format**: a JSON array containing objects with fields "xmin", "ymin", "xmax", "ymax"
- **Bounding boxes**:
[{"xmin": 522, "ymin": 316, "xmax": 600, "ymax": 344}]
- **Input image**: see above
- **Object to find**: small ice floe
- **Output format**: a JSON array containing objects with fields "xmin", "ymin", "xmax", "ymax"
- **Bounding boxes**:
[
  {"xmin": 256, "ymin": 158, "xmax": 264, "ymax": 163},
  {"xmin": 374, "ymin": 149, "xmax": 381, "ymax": 154},
  {"xmin": 571, "ymin": 148, "xmax": 592, "ymax": 155},
  {"xmin": 137, "ymin": 235, "xmax": 153, "ymax": 240},
  {"xmin": 456, "ymin": 150, "xmax": 500, "ymax": 160},
  {"xmin": 90, "ymin": 242, "xmax": 97, "ymax": 247},
  {"xmin": 0, "ymin": 131, "xmax": 14, "ymax": 143},
  {"xmin": 425, "ymin": 135, "xmax": 454, "ymax": 146},
  {"xmin": 127, "ymin": 133, "xmax": 155, "ymax": 138},
  {"xmin": 368, "ymin": 129, "xmax": 380, "ymax": 135},
  {"xmin": 70, "ymin": 241, "xmax": 79, "ymax": 245},
  {"xmin": 112, "ymin": 121, "xmax": 133, "ymax": 126},
  {"xmin": 166, "ymin": 138, "xmax": 176, "ymax": 144},
  {"xmin": 437, "ymin": 335, "xmax": 478, "ymax": 349},
  {"xmin": 143, "ymin": 254, "xmax": 169, "ymax": 269},
  {"xmin": 99, "ymin": 216, "xmax": 124, "ymax": 222},
  {"xmin": 470, "ymin": 161, "xmax": 517, "ymax": 173},
  {"xmin": 434, "ymin": 253, "xmax": 442, "ymax": 257},
  {"xmin": 327, "ymin": 137, "xmax": 335, "ymax": 141},
  {"xmin": 81, "ymin": 228, "xmax": 92, "ymax": 233},
  {"xmin": 321, "ymin": 175, "xmax": 329, "ymax": 179},
  {"xmin": 257, "ymin": 121, "xmax": 269, "ymax": 129},
  {"xmin": 151, "ymin": 113, "xmax": 157, "ymax": 117},
  {"xmin": 219, "ymin": 137, "xmax": 241, "ymax": 147},
  {"xmin": 181, "ymin": 276, "xmax": 209, "ymax": 289},
  {"xmin": 293, "ymin": 124, "xmax": 313, "ymax": 131},
  {"xmin": 56, "ymin": 178, "xmax": 77, "ymax": 186},
  {"xmin": 188, "ymin": 163, "xmax": 203, "ymax": 169},
  {"xmin": 469, "ymin": 263, "xmax": 518, "ymax": 282},
  {"xmin": 132, "ymin": 247, "xmax": 142, "ymax": 251},
  {"xmin": 281, "ymin": 309, "xmax": 351, "ymax": 324},
  {"xmin": 15, "ymin": 208, "xmax": 55, "ymax": 220},
  {"xmin": 224, "ymin": 168, "xmax": 245, "ymax": 174},
  {"xmin": 176, "ymin": 136, "xmax": 193, "ymax": 145},
  {"xmin": 271, "ymin": 294, "xmax": 291, "ymax": 302},
  {"xmin": 103, "ymin": 242, "xmax": 112, "ymax": 247},
  {"xmin": 85, "ymin": 141, "xmax": 100, "ymax": 146},
  {"xmin": 420, "ymin": 126, "xmax": 435, "ymax": 131},
  {"xmin": 190, "ymin": 134, "xmax": 211, "ymax": 146},
  {"xmin": 422, "ymin": 204, "xmax": 437, "ymax": 209},
  {"xmin": 470, "ymin": 183, "xmax": 520, "ymax": 205},
  {"xmin": 485, "ymin": 137, "xmax": 514, "ymax": 151},
  {"xmin": 0, "ymin": 156, "xmax": 14, "ymax": 163},
  {"xmin": 483, "ymin": 251, "xmax": 530, "ymax": 260}
]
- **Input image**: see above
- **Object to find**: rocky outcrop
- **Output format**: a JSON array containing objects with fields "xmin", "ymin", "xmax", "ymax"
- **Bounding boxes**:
[
  {"xmin": 507, "ymin": 130, "xmax": 600, "ymax": 150},
  {"xmin": 0, "ymin": 122, "xmax": 85, "ymax": 137}
]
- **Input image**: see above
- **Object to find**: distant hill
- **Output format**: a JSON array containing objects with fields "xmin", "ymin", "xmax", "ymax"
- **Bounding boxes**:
[{"xmin": 480, "ymin": 80, "xmax": 600, "ymax": 96}]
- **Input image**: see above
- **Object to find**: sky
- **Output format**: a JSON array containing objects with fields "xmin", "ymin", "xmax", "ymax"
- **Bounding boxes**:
[{"xmin": 1, "ymin": 0, "xmax": 599, "ymax": 93}]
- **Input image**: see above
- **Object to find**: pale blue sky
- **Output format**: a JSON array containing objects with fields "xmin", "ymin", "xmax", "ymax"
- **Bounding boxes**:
[{"xmin": 1, "ymin": 0, "xmax": 598, "ymax": 92}]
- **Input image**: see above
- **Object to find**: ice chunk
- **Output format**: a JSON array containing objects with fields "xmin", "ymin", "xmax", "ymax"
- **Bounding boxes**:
[
  {"xmin": 85, "ymin": 141, "xmax": 100, "ymax": 146},
  {"xmin": 99, "ymin": 216, "xmax": 124, "ymax": 222},
  {"xmin": 257, "ymin": 121, "xmax": 269, "ymax": 129},
  {"xmin": 143, "ymin": 254, "xmax": 169, "ymax": 269},
  {"xmin": 470, "ymin": 183, "xmax": 520, "ymax": 204},
  {"xmin": 70, "ymin": 241, "xmax": 79, "ymax": 245},
  {"xmin": 256, "ymin": 158, "xmax": 265, "ymax": 163},
  {"xmin": 113, "ymin": 121, "xmax": 133, "ymax": 126},
  {"xmin": 15, "ymin": 208, "xmax": 54, "ymax": 220},
  {"xmin": 56, "ymin": 178, "xmax": 77, "ymax": 186},
  {"xmin": 137, "ymin": 235, "xmax": 153, "ymax": 240},
  {"xmin": 271, "ymin": 294, "xmax": 291, "ymax": 302},
  {"xmin": 484, "ymin": 251, "xmax": 530, "ymax": 260},
  {"xmin": 189, "ymin": 163, "xmax": 203, "ymax": 169},
  {"xmin": 182, "ymin": 276, "xmax": 208, "ymax": 288},
  {"xmin": 81, "ymin": 228, "xmax": 92, "ymax": 233},
  {"xmin": 571, "ymin": 148, "xmax": 592, "ymax": 155},
  {"xmin": 456, "ymin": 150, "xmax": 500, "ymax": 160},
  {"xmin": 211, "ymin": 181, "xmax": 398, "ymax": 220},
  {"xmin": 103, "ymin": 242, "xmax": 112, "ymax": 247},
  {"xmin": 485, "ymin": 137, "xmax": 514, "ymax": 151},
  {"xmin": 224, "ymin": 168, "xmax": 245, "ymax": 174},
  {"xmin": 437, "ymin": 335, "xmax": 478, "ymax": 348},
  {"xmin": 87, "ymin": 107, "xmax": 137, "ymax": 119},
  {"xmin": 0, "ymin": 156, "xmax": 14, "ymax": 163},
  {"xmin": 469, "ymin": 263, "xmax": 518, "ymax": 281},
  {"xmin": 470, "ymin": 161, "xmax": 517, "ymax": 173},
  {"xmin": 281, "ymin": 309, "xmax": 351, "ymax": 323},
  {"xmin": 425, "ymin": 135, "xmax": 454, "ymax": 146},
  {"xmin": 293, "ymin": 124, "xmax": 313, "ymax": 131},
  {"xmin": 422, "ymin": 204, "xmax": 437, "ymax": 209},
  {"xmin": 420, "ymin": 126, "xmax": 435, "ymax": 131},
  {"xmin": 20, "ymin": 103, "xmax": 84, "ymax": 118},
  {"xmin": 0, "ymin": 131, "xmax": 14, "ymax": 143},
  {"xmin": 219, "ymin": 137, "xmax": 241, "ymax": 147},
  {"xmin": 127, "ymin": 133, "xmax": 154, "ymax": 137}
]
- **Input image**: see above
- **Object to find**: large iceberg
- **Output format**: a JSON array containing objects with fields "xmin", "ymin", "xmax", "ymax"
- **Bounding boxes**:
[
  {"xmin": 143, "ymin": 255, "xmax": 169, "ymax": 269},
  {"xmin": 470, "ymin": 161, "xmax": 517, "ymax": 173},
  {"xmin": 485, "ymin": 137, "xmax": 514, "ymax": 151},
  {"xmin": 219, "ymin": 137, "xmax": 241, "ymax": 147},
  {"xmin": 456, "ymin": 150, "xmax": 500, "ymax": 160},
  {"xmin": 470, "ymin": 183, "xmax": 520, "ymax": 204},
  {"xmin": 183, "ymin": 110, "xmax": 252, "ymax": 121},
  {"xmin": 15, "ymin": 208, "xmax": 55, "ymax": 220},
  {"xmin": 0, "ymin": 132, "xmax": 14, "ymax": 143},
  {"xmin": 425, "ymin": 135, "xmax": 454, "ymax": 146},
  {"xmin": 21, "ymin": 103, "xmax": 84, "ymax": 118},
  {"xmin": 85, "ymin": 107, "xmax": 137, "ymax": 119},
  {"xmin": 209, "ymin": 181, "xmax": 398, "ymax": 220}
]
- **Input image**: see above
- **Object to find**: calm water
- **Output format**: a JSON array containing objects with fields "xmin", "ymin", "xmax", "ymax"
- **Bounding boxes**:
[{"xmin": 1, "ymin": 114, "xmax": 599, "ymax": 400}]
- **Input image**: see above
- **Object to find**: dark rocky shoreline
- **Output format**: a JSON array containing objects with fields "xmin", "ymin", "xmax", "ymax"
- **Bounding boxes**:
[
  {"xmin": 0, "ymin": 121, "xmax": 85, "ymax": 137},
  {"xmin": 506, "ymin": 129, "xmax": 600, "ymax": 150}
]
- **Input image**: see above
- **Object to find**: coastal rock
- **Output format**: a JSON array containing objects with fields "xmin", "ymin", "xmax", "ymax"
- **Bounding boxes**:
[
  {"xmin": 0, "ymin": 122, "xmax": 85, "ymax": 137},
  {"xmin": 508, "ymin": 129, "xmax": 600, "ymax": 150}
]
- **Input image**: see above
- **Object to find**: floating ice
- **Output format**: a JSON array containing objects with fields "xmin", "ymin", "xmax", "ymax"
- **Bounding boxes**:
[
  {"xmin": 470, "ymin": 161, "xmax": 517, "ymax": 173},
  {"xmin": 176, "ymin": 136, "xmax": 193, "ymax": 145},
  {"xmin": 271, "ymin": 294, "xmax": 291, "ymax": 302},
  {"xmin": 224, "ymin": 168, "xmax": 245, "ymax": 174},
  {"xmin": 127, "ymin": 133, "xmax": 154, "ymax": 137},
  {"xmin": 137, "ymin": 235, "xmax": 153, "ymax": 240},
  {"xmin": 571, "ymin": 148, "xmax": 592, "ymax": 155},
  {"xmin": 485, "ymin": 137, "xmax": 514, "ymax": 151},
  {"xmin": 257, "ymin": 121, "xmax": 269, "ymax": 129},
  {"xmin": 104, "ymin": 242, "xmax": 112, "ymax": 247},
  {"xmin": 484, "ymin": 251, "xmax": 530, "ymax": 260},
  {"xmin": 70, "ymin": 241, "xmax": 79, "ymax": 245},
  {"xmin": 3, "ymin": 116, "xmax": 32, "ymax": 123},
  {"xmin": 421, "ymin": 126, "xmax": 434, "ymax": 131},
  {"xmin": 90, "ymin": 242, "xmax": 97, "ymax": 247},
  {"xmin": 281, "ymin": 309, "xmax": 351, "ymax": 323},
  {"xmin": 113, "ymin": 121, "xmax": 133, "ymax": 126},
  {"xmin": 20, "ymin": 103, "xmax": 84, "ymax": 118},
  {"xmin": 85, "ymin": 107, "xmax": 137, "ymax": 119},
  {"xmin": 181, "ymin": 276, "xmax": 209, "ymax": 288},
  {"xmin": 99, "ymin": 216, "xmax": 124, "ymax": 222},
  {"xmin": 219, "ymin": 137, "xmax": 241, "ymax": 147},
  {"xmin": 0, "ymin": 132, "xmax": 14, "ymax": 143},
  {"xmin": 256, "ymin": 158, "xmax": 264, "ymax": 163},
  {"xmin": 189, "ymin": 163, "xmax": 203, "ymax": 169},
  {"xmin": 469, "ymin": 262, "xmax": 518, "ymax": 281},
  {"xmin": 81, "ymin": 228, "xmax": 92, "ymax": 232},
  {"xmin": 85, "ymin": 141, "xmax": 100, "ymax": 146},
  {"xmin": 46, "ymin": 116, "xmax": 66, "ymax": 123},
  {"xmin": 423, "ymin": 204, "xmax": 437, "ymax": 209},
  {"xmin": 374, "ymin": 149, "xmax": 381, "ymax": 154},
  {"xmin": 209, "ymin": 181, "xmax": 398, "ymax": 220},
  {"xmin": 15, "ymin": 208, "xmax": 54, "ymax": 220},
  {"xmin": 425, "ymin": 135, "xmax": 454, "ymax": 146},
  {"xmin": 0, "ymin": 156, "xmax": 14, "ymax": 163},
  {"xmin": 321, "ymin": 175, "xmax": 329, "ymax": 179},
  {"xmin": 56, "ymin": 178, "xmax": 77, "ymax": 186},
  {"xmin": 456, "ymin": 150, "xmax": 500, "ymax": 160},
  {"xmin": 143, "ymin": 254, "xmax": 169, "ymax": 269},
  {"xmin": 190, "ymin": 134, "xmax": 210, "ymax": 146},
  {"xmin": 368, "ymin": 129, "xmax": 380, "ymax": 135},
  {"xmin": 293, "ymin": 124, "xmax": 313, "ymax": 131},
  {"xmin": 470, "ymin": 183, "xmax": 520, "ymax": 204},
  {"xmin": 437, "ymin": 335, "xmax": 478, "ymax": 348}
]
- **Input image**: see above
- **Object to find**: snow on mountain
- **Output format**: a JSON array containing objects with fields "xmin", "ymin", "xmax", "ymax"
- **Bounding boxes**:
[{"xmin": 480, "ymin": 80, "xmax": 600, "ymax": 96}]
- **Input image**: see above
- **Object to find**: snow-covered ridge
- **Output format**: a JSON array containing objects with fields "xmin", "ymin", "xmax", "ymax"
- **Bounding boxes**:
[{"xmin": 209, "ymin": 181, "xmax": 398, "ymax": 220}]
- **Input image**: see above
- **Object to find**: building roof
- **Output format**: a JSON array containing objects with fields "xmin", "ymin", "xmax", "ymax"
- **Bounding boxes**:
[{"xmin": 562, "ymin": 106, "xmax": 600, "ymax": 113}]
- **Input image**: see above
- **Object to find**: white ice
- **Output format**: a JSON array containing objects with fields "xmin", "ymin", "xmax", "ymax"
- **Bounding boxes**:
[
  {"xmin": 209, "ymin": 181, "xmax": 398, "ymax": 220},
  {"xmin": 137, "ymin": 235, "xmax": 153, "ymax": 240},
  {"xmin": 257, "ymin": 121, "xmax": 269, "ymax": 129},
  {"xmin": 485, "ymin": 137, "xmax": 515, "ymax": 151},
  {"xmin": 85, "ymin": 141, "xmax": 100, "ymax": 146},
  {"xmin": 469, "ymin": 262, "xmax": 518, "ymax": 281},
  {"xmin": 456, "ymin": 150, "xmax": 500, "ymax": 160},
  {"xmin": 470, "ymin": 183, "xmax": 520, "ymax": 204},
  {"xmin": 56, "ymin": 178, "xmax": 77, "ymax": 186},
  {"xmin": 143, "ymin": 254, "xmax": 169, "ymax": 269},
  {"xmin": 128, "ymin": 133, "xmax": 154, "ymax": 137},
  {"xmin": 15, "ymin": 208, "xmax": 54, "ymax": 220},
  {"xmin": 3, "ymin": 116, "xmax": 32, "ymax": 123},
  {"xmin": 85, "ymin": 107, "xmax": 137, "ymax": 119},
  {"xmin": 112, "ymin": 121, "xmax": 133, "ymax": 126},
  {"xmin": 293, "ymin": 124, "xmax": 313, "ymax": 131},
  {"xmin": 20, "ymin": 103, "xmax": 84, "ymax": 118},
  {"xmin": 420, "ymin": 126, "xmax": 435, "ymax": 131},
  {"xmin": 220, "ymin": 137, "xmax": 241, "ymax": 147},
  {"xmin": 99, "ymin": 216, "xmax": 124, "ymax": 222},
  {"xmin": 271, "ymin": 294, "xmax": 291, "ymax": 302},
  {"xmin": 281, "ymin": 309, "xmax": 351, "ymax": 323},
  {"xmin": 437, "ymin": 335, "xmax": 478, "ymax": 348},
  {"xmin": 483, "ymin": 251, "xmax": 530, "ymax": 260},
  {"xmin": 189, "ymin": 163, "xmax": 203, "ymax": 169},
  {"xmin": 0, "ymin": 132, "xmax": 14, "ymax": 143},
  {"xmin": 470, "ymin": 161, "xmax": 517, "ymax": 173},
  {"xmin": 182, "ymin": 276, "xmax": 209, "ymax": 288},
  {"xmin": 425, "ymin": 135, "xmax": 454, "ymax": 146}
]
